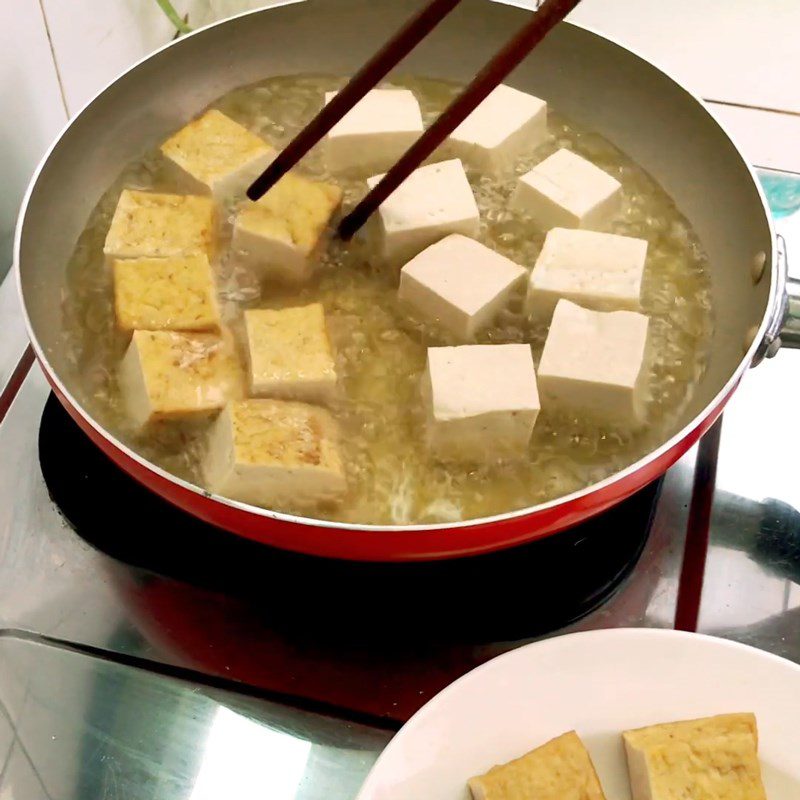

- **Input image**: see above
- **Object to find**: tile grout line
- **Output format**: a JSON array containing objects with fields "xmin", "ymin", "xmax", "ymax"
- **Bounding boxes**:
[
  {"xmin": 753, "ymin": 165, "xmax": 800, "ymax": 178},
  {"xmin": 0, "ymin": 746, "xmax": 12, "ymax": 795},
  {"xmin": 37, "ymin": 0, "xmax": 71, "ymax": 119},
  {"xmin": 703, "ymin": 99, "xmax": 800, "ymax": 176},
  {"xmin": 0, "ymin": 701, "xmax": 14, "ymax": 792},
  {"xmin": 704, "ymin": 97, "xmax": 800, "ymax": 120}
]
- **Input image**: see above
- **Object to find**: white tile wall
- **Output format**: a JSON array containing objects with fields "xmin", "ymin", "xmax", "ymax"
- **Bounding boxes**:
[
  {"xmin": 707, "ymin": 103, "xmax": 800, "ymax": 175},
  {"xmin": 2, "ymin": 0, "xmax": 799, "ymax": 282},
  {"xmin": 39, "ymin": 0, "xmax": 281, "ymax": 115},
  {"xmin": 0, "ymin": 0, "xmax": 282, "ymax": 279},
  {"xmin": 0, "ymin": 0, "xmax": 67, "ymax": 276},
  {"xmin": 39, "ymin": 0, "xmax": 179, "ymax": 114},
  {"xmin": 29, "ymin": 0, "xmax": 800, "ymax": 120},
  {"xmin": 568, "ymin": 0, "xmax": 800, "ymax": 115}
]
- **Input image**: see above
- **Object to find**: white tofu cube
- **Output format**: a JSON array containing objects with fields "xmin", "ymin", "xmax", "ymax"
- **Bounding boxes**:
[
  {"xmin": 244, "ymin": 304, "xmax": 338, "ymax": 404},
  {"xmin": 118, "ymin": 329, "xmax": 243, "ymax": 429},
  {"xmin": 204, "ymin": 399, "xmax": 347, "ymax": 509},
  {"xmin": 423, "ymin": 344, "xmax": 540, "ymax": 461},
  {"xmin": 447, "ymin": 84, "xmax": 547, "ymax": 173},
  {"xmin": 323, "ymin": 89, "xmax": 423, "ymax": 174},
  {"xmin": 160, "ymin": 109, "xmax": 275, "ymax": 201},
  {"xmin": 527, "ymin": 228, "xmax": 648, "ymax": 318},
  {"xmin": 537, "ymin": 299, "xmax": 650, "ymax": 426},
  {"xmin": 399, "ymin": 234, "xmax": 526, "ymax": 340},
  {"xmin": 510, "ymin": 148, "xmax": 622, "ymax": 231},
  {"xmin": 232, "ymin": 172, "xmax": 342, "ymax": 282},
  {"xmin": 368, "ymin": 159, "xmax": 480, "ymax": 266}
]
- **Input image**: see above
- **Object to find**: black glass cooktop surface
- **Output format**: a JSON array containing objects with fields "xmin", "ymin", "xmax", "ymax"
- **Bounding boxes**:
[{"xmin": 40, "ymin": 393, "xmax": 661, "ymax": 646}]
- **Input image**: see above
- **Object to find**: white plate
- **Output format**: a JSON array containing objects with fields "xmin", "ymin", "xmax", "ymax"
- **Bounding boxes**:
[{"xmin": 357, "ymin": 629, "xmax": 800, "ymax": 800}]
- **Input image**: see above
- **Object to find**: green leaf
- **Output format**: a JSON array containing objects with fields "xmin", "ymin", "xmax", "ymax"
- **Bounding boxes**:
[{"xmin": 154, "ymin": 0, "xmax": 193, "ymax": 35}]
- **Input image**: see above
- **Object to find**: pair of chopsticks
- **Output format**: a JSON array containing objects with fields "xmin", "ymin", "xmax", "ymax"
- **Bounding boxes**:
[{"xmin": 246, "ymin": 0, "xmax": 583, "ymax": 240}]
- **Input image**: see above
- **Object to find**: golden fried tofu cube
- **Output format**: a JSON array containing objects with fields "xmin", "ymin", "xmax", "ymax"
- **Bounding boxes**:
[
  {"xmin": 244, "ymin": 304, "xmax": 337, "ymax": 405},
  {"xmin": 468, "ymin": 731, "xmax": 606, "ymax": 800},
  {"xmin": 623, "ymin": 713, "xmax": 767, "ymax": 800},
  {"xmin": 160, "ymin": 109, "xmax": 275, "ymax": 200},
  {"xmin": 104, "ymin": 190, "xmax": 216, "ymax": 262},
  {"xmin": 232, "ymin": 172, "xmax": 342, "ymax": 282},
  {"xmin": 204, "ymin": 399, "xmax": 347, "ymax": 509},
  {"xmin": 113, "ymin": 254, "xmax": 221, "ymax": 333},
  {"xmin": 118, "ymin": 329, "xmax": 243, "ymax": 429}
]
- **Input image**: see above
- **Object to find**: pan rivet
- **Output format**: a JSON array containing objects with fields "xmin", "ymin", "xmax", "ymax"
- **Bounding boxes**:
[
  {"xmin": 752, "ymin": 251, "xmax": 767, "ymax": 284},
  {"xmin": 766, "ymin": 337, "xmax": 782, "ymax": 358}
]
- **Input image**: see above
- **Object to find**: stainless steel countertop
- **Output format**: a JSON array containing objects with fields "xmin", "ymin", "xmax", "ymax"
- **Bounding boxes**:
[
  {"xmin": 0, "ymin": 635, "xmax": 391, "ymax": 800},
  {"xmin": 0, "ymin": 363, "xmax": 691, "ymax": 800},
  {"xmin": 1, "ymin": 187, "xmax": 798, "ymax": 799}
]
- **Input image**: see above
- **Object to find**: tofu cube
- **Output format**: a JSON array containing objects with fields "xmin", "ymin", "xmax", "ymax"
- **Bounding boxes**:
[
  {"xmin": 160, "ymin": 109, "xmax": 275, "ymax": 201},
  {"xmin": 104, "ymin": 190, "xmax": 216, "ymax": 262},
  {"xmin": 447, "ymin": 84, "xmax": 547, "ymax": 173},
  {"xmin": 399, "ymin": 234, "xmax": 526, "ymax": 341},
  {"xmin": 113, "ymin": 254, "xmax": 220, "ymax": 333},
  {"xmin": 232, "ymin": 172, "xmax": 342, "ymax": 282},
  {"xmin": 323, "ymin": 88, "xmax": 424, "ymax": 174},
  {"xmin": 204, "ymin": 399, "xmax": 347, "ymax": 509},
  {"xmin": 244, "ymin": 304, "xmax": 338, "ymax": 404},
  {"xmin": 623, "ymin": 714, "xmax": 766, "ymax": 800},
  {"xmin": 511, "ymin": 148, "xmax": 621, "ymax": 231},
  {"xmin": 527, "ymin": 228, "xmax": 648, "ymax": 318},
  {"xmin": 368, "ymin": 159, "xmax": 480, "ymax": 266},
  {"xmin": 118, "ymin": 329, "xmax": 243, "ymax": 429},
  {"xmin": 423, "ymin": 344, "xmax": 540, "ymax": 461},
  {"xmin": 537, "ymin": 299, "xmax": 650, "ymax": 425},
  {"xmin": 469, "ymin": 731, "xmax": 607, "ymax": 800}
]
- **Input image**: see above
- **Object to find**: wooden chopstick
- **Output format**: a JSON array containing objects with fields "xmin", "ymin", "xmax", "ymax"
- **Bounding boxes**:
[
  {"xmin": 339, "ymin": 0, "xmax": 583, "ymax": 240},
  {"xmin": 246, "ymin": 0, "xmax": 463, "ymax": 202}
]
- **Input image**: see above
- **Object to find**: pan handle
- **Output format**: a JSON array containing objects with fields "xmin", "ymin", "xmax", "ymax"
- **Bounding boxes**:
[
  {"xmin": 781, "ymin": 265, "xmax": 800, "ymax": 349},
  {"xmin": 754, "ymin": 234, "xmax": 800, "ymax": 364}
]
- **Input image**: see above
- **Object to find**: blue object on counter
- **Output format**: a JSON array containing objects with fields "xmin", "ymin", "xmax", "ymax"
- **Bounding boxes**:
[{"xmin": 758, "ymin": 170, "xmax": 800, "ymax": 219}]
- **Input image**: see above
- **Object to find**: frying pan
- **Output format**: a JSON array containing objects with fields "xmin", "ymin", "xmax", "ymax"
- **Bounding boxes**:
[{"xmin": 15, "ymin": 0, "xmax": 800, "ymax": 561}]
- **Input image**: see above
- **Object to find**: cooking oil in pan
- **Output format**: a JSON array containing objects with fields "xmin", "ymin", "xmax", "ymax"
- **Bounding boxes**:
[{"xmin": 62, "ymin": 74, "xmax": 713, "ymax": 524}]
